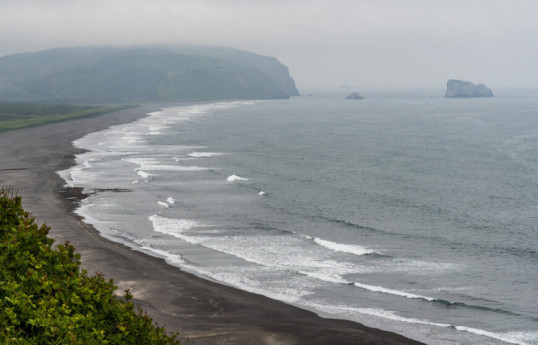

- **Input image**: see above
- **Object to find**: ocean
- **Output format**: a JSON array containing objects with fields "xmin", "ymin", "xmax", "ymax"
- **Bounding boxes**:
[{"xmin": 59, "ymin": 94, "xmax": 538, "ymax": 345}]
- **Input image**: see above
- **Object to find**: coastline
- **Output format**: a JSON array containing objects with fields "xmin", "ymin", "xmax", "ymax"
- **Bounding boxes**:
[{"xmin": 0, "ymin": 104, "xmax": 425, "ymax": 345}]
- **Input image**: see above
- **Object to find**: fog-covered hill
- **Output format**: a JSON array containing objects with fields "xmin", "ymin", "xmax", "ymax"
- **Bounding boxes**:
[{"xmin": 0, "ymin": 46, "xmax": 299, "ymax": 103}]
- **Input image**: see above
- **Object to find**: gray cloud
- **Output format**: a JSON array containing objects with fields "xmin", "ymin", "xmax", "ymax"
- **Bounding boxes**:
[{"xmin": 1, "ymin": 0, "xmax": 537, "ymax": 92}]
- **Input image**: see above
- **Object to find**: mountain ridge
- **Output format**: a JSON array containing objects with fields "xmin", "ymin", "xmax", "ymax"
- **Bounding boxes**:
[{"xmin": 0, "ymin": 45, "xmax": 299, "ymax": 103}]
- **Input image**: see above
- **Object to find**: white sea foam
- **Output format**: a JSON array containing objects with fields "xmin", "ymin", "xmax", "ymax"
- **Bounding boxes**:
[
  {"xmin": 59, "ymin": 102, "xmax": 251, "ymax": 190},
  {"xmin": 124, "ymin": 154, "xmax": 207, "ymax": 172},
  {"xmin": 300, "ymin": 270, "xmax": 349, "ymax": 284},
  {"xmin": 59, "ymin": 166, "xmax": 114, "ymax": 190},
  {"xmin": 148, "ymin": 124, "xmax": 167, "ymax": 135},
  {"xmin": 191, "ymin": 235, "xmax": 361, "ymax": 284},
  {"xmin": 351, "ymin": 307, "xmax": 451, "ymax": 327},
  {"xmin": 82, "ymin": 159, "xmax": 93, "ymax": 168},
  {"xmin": 136, "ymin": 170, "xmax": 152, "ymax": 180},
  {"xmin": 308, "ymin": 303, "xmax": 535, "ymax": 345},
  {"xmin": 157, "ymin": 201, "xmax": 169, "ymax": 208},
  {"xmin": 74, "ymin": 202, "xmax": 101, "ymax": 228},
  {"xmin": 227, "ymin": 174, "xmax": 248, "ymax": 182},
  {"xmin": 353, "ymin": 282, "xmax": 437, "ymax": 301},
  {"xmin": 188, "ymin": 152, "xmax": 222, "ymax": 158},
  {"xmin": 136, "ymin": 244, "xmax": 186, "ymax": 267},
  {"xmin": 205, "ymin": 271, "xmax": 307, "ymax": 304},
  {"xmin": 123, "ymin": 157, "xmax": 161, "ymax": 166},
  {"xmin": 312, "ymin": 237, "xmax": 376, "ymax": 256},
  {"xmin": 495, "ymin": 331, "xmax": 538, "ymax": 345},
  {"xmin": 303, "ymin": 302, "xmax": 454, "ymax": 333},
  {"xmin": 57, "ymin": 168, "xmax": 74, "ymax": 187},
  {"xmin": 121, "ymin": 133, "xmax": 144, "ymax": 144},
  {"xmin": 137, "ymin": 164, "xmax": 208, "ymax": 172},
  {"xmin": 158, "ymin": 260, "xmax": 308, "ymax": 305},
  {"xmin": 356, "ymin": 259, "xmax": 461, "ymax": 275},
  {"xmin": 149, "ymin": 214, "xmax": 203, "ymax": 244},
  {"xmin": 57, "ymin": 153, "xmax": 101, "ymax": 187},
  {"xmin": 453, "ymin": 327, "xmax": 535, "ymax": 345},
  {"xmin": 166, "ymin": 197, "xmax": 176, "ymax": 204},
  {"xmin": 144, "ymin": 224, "xmax": 362, "ymax": 284}
]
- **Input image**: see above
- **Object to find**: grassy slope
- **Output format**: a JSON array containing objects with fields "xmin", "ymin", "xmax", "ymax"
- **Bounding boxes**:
[{"xmin": 0, "ymin": 103, "xmax": 132, "ymax": 132}]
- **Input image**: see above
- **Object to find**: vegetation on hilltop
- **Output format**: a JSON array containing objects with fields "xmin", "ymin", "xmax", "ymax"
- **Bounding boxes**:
[
  {"xmin": 0, "ymin": 188, "xmax": 181, "ymax": 344},
  {"xmin": 0, "ymin": 46, "xmax": 298, "ymax": 103}
]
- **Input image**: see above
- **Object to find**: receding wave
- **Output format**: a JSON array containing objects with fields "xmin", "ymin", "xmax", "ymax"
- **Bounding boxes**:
[
  {"xmin": 137, "ymin": 164, "xmax": 208, "ymax": 172},
  {"xmin": 146, "ymin": 221, "xmax": 362, "ymax": 286},
  {"xmin": 353, "ymin": 282, "xmax": 437, "ymax": 301},
  {"xmin": 136, "ymin": 170, "xmax": 152, "ymax": 180},
  {"xmin": 148, "ymin": 214, "xmax": 203, "ymax": 244},
  {"xmin": 452, "ymin": 326, "xmax": 536, "ymax": 345},
  {"xmin": 298, "ymin": 270, "xmax": 350, "ymax": 284},
  {"xmin": 352, "ymin": 282, "xmax": 522, "ymax": 317},
  {"xmin": 136, "ymin": 243, "xmax": 186, "ymax": 267},
  {"xmin": 188, "ymin": 152, "xmax": 223, "ymax": 158},
  {"xmin": 308, "ymin": 303, "xmax": 535, "ymax": 345},
  {"xmin": 309, "ymin": 236, "xmax": 376, "ymax": 256}
]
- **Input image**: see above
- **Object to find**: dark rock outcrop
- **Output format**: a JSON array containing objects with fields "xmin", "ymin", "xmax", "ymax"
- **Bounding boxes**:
[{"xmin": 445, "ymin": 79, "xmax": 493, "ymax": 98}]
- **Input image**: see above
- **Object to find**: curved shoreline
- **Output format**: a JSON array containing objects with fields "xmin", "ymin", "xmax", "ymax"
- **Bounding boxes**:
[{"xmin": 0, "ymin": 104, "xmax": 425, "ymax": 345}]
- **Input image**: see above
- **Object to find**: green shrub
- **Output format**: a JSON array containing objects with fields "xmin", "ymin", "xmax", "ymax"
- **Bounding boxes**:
[{"xmin": 0, "ymin": 188, "xmax": 181, "ymax": 344}]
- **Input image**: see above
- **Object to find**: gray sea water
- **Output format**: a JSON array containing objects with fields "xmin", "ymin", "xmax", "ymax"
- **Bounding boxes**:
[{"xmin": 59, "ymin": 94, "xmax": 538, "ymax": 345}]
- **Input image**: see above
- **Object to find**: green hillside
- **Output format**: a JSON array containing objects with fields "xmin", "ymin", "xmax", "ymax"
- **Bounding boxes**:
[{"xmin": 0, "ymin": 46, "xmax": 298, "ymax": 103}]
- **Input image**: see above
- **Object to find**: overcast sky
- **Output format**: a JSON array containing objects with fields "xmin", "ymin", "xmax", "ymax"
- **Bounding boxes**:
[{"xmin": 1, "ymin": 0, "xmax": 537, "ymax": 92}]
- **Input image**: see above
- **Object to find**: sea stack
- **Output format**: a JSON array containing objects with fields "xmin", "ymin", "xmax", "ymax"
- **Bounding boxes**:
[
  {"xmin": 445, "ymin": 79, "xmax": 494, "ymax": 98},
  {"xmin": 345, "ymin": 92, "xmax": 364, "ymax": 99}
]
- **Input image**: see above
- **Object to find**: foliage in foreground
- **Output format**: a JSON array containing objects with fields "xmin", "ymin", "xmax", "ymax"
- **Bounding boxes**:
[
  {"xmin": 0, "ymin": 188, "xmax": 180, "ymax": 344},
  {"xmin": 0, "ymin": 103, "xmax": 130, "ymax": 132}
]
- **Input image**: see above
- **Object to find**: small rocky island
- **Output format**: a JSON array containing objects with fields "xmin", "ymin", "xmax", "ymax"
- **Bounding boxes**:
[
  {"xmin": 345, "ymin": 92, "xmax": 364, "ymax": 99},
  {"xmin": 445, "ymin": 79, "xmax": 494, "ymax": 98}
]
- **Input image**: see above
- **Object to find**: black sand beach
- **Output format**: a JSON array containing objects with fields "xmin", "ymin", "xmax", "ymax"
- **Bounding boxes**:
[{"xmin": 0, "ymin": 105, "xmax": 425, "ymax": 345}]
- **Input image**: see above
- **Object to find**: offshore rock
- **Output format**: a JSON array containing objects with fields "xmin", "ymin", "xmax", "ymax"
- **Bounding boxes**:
[
  {"xmin": 445, "ymin": 79, "xmax": 494, "ymax": 98},
  {"xmin": 345, "ymin": 92, "xmax": 364, "ymax": 99}
]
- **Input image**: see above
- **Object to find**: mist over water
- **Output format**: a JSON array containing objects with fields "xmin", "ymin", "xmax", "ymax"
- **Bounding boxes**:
[{"xmin": 59, "ymin": 95, "xmax": 538, "ymax": 345}]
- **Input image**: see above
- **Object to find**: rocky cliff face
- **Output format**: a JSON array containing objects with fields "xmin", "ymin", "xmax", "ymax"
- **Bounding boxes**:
[
  {"xmin": 445, "ymin": 79, "xmax": 494, "ymax": 98},
  {"xmin": 159, "ymin": 45, "xmax": 299, "ymax": 97}
]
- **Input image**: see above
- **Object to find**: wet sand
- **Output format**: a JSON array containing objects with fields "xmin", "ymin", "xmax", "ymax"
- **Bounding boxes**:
[{"xmin": 0, "ymin": 105, "xmax": 425, "ymax": 345}]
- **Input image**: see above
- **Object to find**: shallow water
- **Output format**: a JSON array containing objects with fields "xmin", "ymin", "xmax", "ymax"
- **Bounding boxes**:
[{"xmin": 59, "ymin": 94, "xmax": 538, "ymax": 345}]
